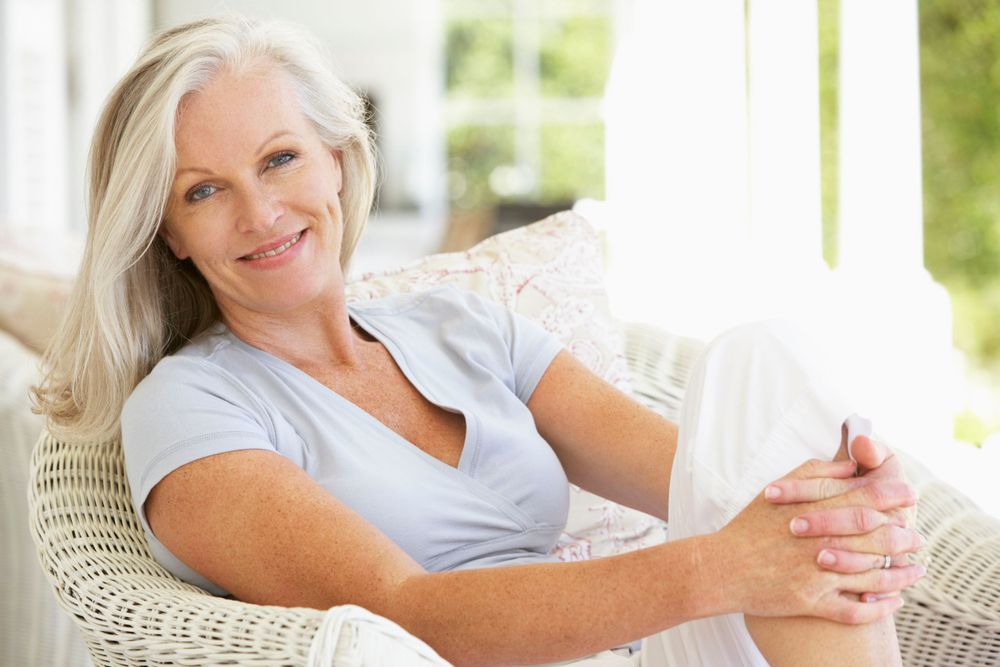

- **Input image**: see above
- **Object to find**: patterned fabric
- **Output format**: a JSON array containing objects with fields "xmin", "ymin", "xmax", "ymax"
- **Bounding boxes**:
[{"xmin": 345, "ymin": 211, "xmax": 669, "ymax": 560}]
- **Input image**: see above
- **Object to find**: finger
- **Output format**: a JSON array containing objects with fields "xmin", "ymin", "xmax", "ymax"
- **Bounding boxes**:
[
  {"xmin": 844, "ymin": 564, "xmax": 927, "ymax": 595},
  {"xmin": 765, "ymin": 476, "xmax": 871, "ymax": 504},
  {"xmin": 782, "ymin": 458, "xmax": 858, "ymax": 481},
  {"xmin": 826, "ymin": 595, "xmax": 906, "ymax": 625},
  {"xmin": 817, "ymin": 549, "xmax": 905, "ymax": 574},
  {"xmin": 790, "ymin": 506, "xmax": 907, "ymax": 537},
  {"xmin": 851, "ymin": 435, "xmax": 894, "ymax": 471},
  {"xmin": 859, "ymin": 591, "xmax": 902, "ymax": 604},
  {"xmin": 822, "ymin": 525, "xmax": 927, "ymax": 556},
  {"xmin": 793, "ymin": 479, "xmax": 917, "ymax": 521}
]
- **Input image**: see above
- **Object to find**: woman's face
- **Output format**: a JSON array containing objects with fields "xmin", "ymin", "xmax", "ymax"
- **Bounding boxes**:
[{"xmin": 162, "ymin": 64, "xmax": 346, "ymax": 320}]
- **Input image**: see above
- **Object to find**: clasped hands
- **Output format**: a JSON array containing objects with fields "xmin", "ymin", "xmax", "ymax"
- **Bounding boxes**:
[{"xmin": 712, "ymin": 434, "xmax": 925, "ymax": 625}]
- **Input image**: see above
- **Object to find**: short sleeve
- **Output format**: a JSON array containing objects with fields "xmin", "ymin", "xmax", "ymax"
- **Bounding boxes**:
[
  {"xmin": 446, "ymin": 286, "xmax": 564, "ymax": 404},
  {"xmin": 120, "ymin": 356, "xmax": 277, "ymax": 534}
]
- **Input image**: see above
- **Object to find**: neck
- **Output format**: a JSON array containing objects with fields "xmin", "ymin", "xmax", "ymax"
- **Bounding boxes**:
[{"xmin": 220, "ymin": 293, "xmax": 370, "ymax": 370}]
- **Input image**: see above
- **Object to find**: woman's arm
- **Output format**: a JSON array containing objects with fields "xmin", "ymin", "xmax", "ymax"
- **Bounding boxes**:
[
  {"xmin": 527, "ymin": 350, "xmax": 918, "ymax": 540},
  {"xmin": 526, "ymin": 350, "xmax": 678, "ymax": 521},
  {"xmin": 146, "ymin": 450, "xmax": 920, "ymax": 667}
]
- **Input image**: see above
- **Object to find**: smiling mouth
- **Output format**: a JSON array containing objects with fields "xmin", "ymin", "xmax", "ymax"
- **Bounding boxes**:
[{"xmin": 241, "ymin": 231, "xmax": 304, "ymax": 260}]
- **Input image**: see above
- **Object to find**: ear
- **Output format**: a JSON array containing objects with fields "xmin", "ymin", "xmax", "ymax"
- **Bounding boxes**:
[
  {"xmin": 159, "ymin": 223, "xmax": 189, "ymax": 260},
  {"xmin": 329, "ymin": 148, "xmax": 344, "ymax": 194}
]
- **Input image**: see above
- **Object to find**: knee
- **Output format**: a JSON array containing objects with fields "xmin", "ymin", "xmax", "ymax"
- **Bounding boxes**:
[{"xmin": 703, "ymin": 319, "xmax": 813, "ymax": 372}]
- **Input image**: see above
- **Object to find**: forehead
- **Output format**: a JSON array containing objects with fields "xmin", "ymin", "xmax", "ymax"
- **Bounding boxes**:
[{"xmin": 173, "ymin": 64, "xmax": 314, "ymax": 165}]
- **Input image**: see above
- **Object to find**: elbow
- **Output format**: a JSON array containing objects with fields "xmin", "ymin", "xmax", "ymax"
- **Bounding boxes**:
[{"xmin": 387, "ymin": 572, "xmax": 485, "ymax": 667}]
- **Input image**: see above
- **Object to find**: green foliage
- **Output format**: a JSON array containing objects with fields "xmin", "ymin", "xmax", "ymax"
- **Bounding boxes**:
[
  {"xmin": 954, "ymin": 409, "xmax": 991, "ymax": 447},
  {"xmin": 921, "ymin": 0, "xmax": 1000, "ymax": 287},
  {"xmin": 539, "ymin": 123, "xmax": 605, "ymax": 203},
  {"xmin": 951, "ymin": 282, "xmax": 1000, "ymax": 362},
  {"xmin": 919, "ymin": 0, "xmax": 1000, "ymax": 389},
  {"xmin": 446, "ymin": 18, "xmax": 514, "ymax": 97},
  {"xmin": 540, "ymin": 16, "xmax": 612, "ymax": 97},
  {"xmin": 447, "ymin": 125, "xmax": 516, "ymax": 209},
  {"xmin": 444, "ymin": 5, "xmax": 611, "ymax": 209},
  {"xmin": 818, "ymin": 0, "xmax": 840, "ymax": 269}
]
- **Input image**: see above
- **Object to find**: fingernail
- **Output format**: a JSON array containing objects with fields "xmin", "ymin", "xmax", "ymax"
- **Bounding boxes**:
[
  {"xmin": 765, "ymin": 485, "xmax": 781, "ymax": 500},
  {"xmin": 790, "ymin": 518, "xmax": 809, "ymax": 534},
  {"xmin": 894, "ymin": 598, "xmax": 906, "ymax": 610},
  {"xmin": 818, "ymin": 550, "xmax": 836, "ymax": 566},
  {"xmin": 919, "ymin": 534, "xmax": 928, "ymax": 548},
  {"xmin": 916, "ymin": 565, "xmax": 927, "ymax": 577}
]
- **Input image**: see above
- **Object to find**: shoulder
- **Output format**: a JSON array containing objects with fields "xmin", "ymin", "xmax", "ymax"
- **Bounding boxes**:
[
  {"xmin": 350, "ymin": 284, "xmax": 507, "ymax": 330},
  {"xmin": 122, "ymin": 327, "xmax": 270, "ymax": 433}
]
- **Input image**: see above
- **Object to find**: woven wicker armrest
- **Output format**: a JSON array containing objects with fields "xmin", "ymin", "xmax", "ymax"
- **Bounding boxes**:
[
  {"xmin": 28, "ymin": 434, "xmax": 367, "ymax": 666},
  {"xmin": 621, "ymin": 320, "xmax": 1000, "ymax": 667}
]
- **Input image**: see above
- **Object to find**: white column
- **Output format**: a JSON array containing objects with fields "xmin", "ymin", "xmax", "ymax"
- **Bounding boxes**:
[
  {"xmin": 838, "ymin": 0, "xmax": 923, "ymax": 272},
  {"xmin": 604, "ymin": 0, "xmax": 749, "ymax": 338},
  {"xmin": 746, "ymin": 0, "xmax": 822, "ymax": 261},
  {"xmin": 829, "ymin": 0, "xmax": 953, "ymax": 460}
]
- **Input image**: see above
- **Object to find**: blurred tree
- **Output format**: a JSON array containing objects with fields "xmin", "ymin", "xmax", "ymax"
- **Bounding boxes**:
[
  {"xmin": 818, "ymin": 0, "xmax": 840, "ymax": 269},
  {"xmin": 447, "ymin": 125, "xmax": 516, "ymax": 209},
  {"xmin": 540, "ymin": 15, "xmax": 612, "ymax": 97},
  {"xmin": 444, "ymin": 1, "xmax": 611, "ymax": 211},
  {"xmin": 539, "ymin": 122, "xmax": 604, "ymax": 203},
  {"xmin": 446, "ymin": 18, "xmax": 514, "ymax": 97},
  {"xmin": 920, "ymin": 0, "xmax": 1000, "ymax": 390}
]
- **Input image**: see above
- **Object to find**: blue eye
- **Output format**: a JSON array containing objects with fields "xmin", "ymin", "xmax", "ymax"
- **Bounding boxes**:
[
  {"xmin": 268, "ymin": 152, "xmax": 296, "ymax": 168},
  {"xmin": 187, "ymin": 184, "xmax": 217, "ymax": 202}
]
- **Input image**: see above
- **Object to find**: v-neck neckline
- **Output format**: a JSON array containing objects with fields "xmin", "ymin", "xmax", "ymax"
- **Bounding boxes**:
[{"xmin": 222, "ymin": 304, "xmax": 479, "ymax": 476}]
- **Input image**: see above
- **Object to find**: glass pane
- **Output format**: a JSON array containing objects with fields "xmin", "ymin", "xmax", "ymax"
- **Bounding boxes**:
[
  {"xmin": 539, "ymin": 15, "xmax": 612, "ymax": 97},
  {"xmin": 446, "ymin": 18, "xmax": 514, "ymax": 97},
  {"xmin": 539, "ymin": 122, "xmax": 604, "ymax": 204},
  {"xmin": 447, "ymin": 125, "xmax": 517, "ymax": 209}
]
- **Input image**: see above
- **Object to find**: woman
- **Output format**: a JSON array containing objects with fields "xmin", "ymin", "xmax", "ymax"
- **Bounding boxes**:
[{"xmin": 35, "ymin": 15, "xmax": 924, "ymax": 667}]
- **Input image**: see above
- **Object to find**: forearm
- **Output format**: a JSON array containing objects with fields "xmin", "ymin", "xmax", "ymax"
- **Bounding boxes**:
[{"xmin": 389, "ymin": 534, "xmax": 731, "ymax": 667}]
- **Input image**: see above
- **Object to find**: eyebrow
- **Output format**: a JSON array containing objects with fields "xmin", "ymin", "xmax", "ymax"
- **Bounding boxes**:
[{"xmin": 175, "ymin": 130, "xmax": 300, "ymax": 177}]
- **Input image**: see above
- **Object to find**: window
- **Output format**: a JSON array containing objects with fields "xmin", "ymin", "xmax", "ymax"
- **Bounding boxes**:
[{"xmin": 444, "ymin": 0, "xmax": 615, "ymax": 212}]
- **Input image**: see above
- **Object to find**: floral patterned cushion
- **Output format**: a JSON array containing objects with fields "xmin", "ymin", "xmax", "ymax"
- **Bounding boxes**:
[{"xmin": 346, "ymin": 210, "xmax": 668, "ymax": 560}]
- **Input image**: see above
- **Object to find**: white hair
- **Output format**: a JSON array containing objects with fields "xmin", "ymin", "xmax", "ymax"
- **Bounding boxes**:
[{"xmin": 34, "ymin": 15, "xmax": 379, "ymax": 442}]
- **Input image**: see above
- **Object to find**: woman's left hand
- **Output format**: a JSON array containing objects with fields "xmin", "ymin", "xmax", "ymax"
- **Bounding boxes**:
[{"xmin": 762, "ymin": 435, "xmax": 923, "ymax": 601}]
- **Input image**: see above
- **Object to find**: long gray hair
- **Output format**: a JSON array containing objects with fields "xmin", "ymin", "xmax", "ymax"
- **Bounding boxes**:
[{"xmin": 34, "ymin": 15, "xmax": 378, "ymax": 442}]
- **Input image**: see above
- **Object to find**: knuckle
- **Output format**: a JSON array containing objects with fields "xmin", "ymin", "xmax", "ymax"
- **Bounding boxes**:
[
  {"xmin": 801, "ymin": 459, "xmax": 823, "ymax": 477},
  {"xmin": 863, "ymin": 482, "xmax": 890, "ymax": 508},
  {"xmin": 884, "ymin": 526, "xmax": 906, "ymax": 554},
  {"xmin": 852, "ymin": 507, "xmax": 876, "ymax": 533},
  {"xmin": 841, "ymin": 605, "xmax": 863, "ymax": 624}
]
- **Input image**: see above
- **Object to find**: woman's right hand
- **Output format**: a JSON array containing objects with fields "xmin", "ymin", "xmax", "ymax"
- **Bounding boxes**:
[{"xmin": 708, "ymin": 458, "xmax": 926, "ymax": 625}]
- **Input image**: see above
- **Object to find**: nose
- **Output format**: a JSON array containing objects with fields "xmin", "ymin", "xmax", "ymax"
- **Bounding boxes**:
[{"xmin": 235, "ymin": 182, "xmax": 283, "ymax": 234}]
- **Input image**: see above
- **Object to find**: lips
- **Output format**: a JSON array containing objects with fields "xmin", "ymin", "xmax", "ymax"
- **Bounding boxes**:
[{"xmin": 240, "ymin": 230, "xmax": 304, "ymax": 260}]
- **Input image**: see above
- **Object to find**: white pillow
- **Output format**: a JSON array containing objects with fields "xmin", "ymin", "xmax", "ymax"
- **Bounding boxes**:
[
  {"xmin": 0, "ymin": 262, "xmax": 73, "ymax": 353},
  {"xmin": 346, "ymin": 210, "xmax": 668, "ymax": 559}
]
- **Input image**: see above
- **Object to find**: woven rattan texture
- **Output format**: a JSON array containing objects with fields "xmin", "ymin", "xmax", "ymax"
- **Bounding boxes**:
[
  {"xmin": 29, "ymin": 437, "xmax": 327, "ymax": 666},
  {"xmin": 27, "ymin": 321, "xmax": 1000, "ymax": 666}
]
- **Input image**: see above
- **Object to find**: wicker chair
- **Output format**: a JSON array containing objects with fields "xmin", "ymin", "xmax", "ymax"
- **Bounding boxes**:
[{"xmin": 29, "ymin": 322, "xmax": 1000, "ymax": 666}]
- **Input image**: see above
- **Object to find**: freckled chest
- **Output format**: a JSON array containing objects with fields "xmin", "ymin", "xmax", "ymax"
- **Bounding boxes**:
[{"xmin": 301, "ymin": 341, "xmax": 467, "ymax": 469}]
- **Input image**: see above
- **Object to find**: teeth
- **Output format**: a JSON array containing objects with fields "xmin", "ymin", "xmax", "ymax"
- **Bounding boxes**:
[{"xmin": 245, "ymin": 231, "xmax": 302, "ymax": 260}]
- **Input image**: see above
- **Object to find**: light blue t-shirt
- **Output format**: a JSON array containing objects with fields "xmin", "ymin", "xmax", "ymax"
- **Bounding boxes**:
[{"xmin": 121, "ymin": 285, "xmax": 569, "ymax": 596}]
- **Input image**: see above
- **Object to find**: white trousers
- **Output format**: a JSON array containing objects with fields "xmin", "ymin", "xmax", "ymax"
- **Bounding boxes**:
[{"xmin": 560, "ymin": 320, "xmax": 857, "ymax": 667}]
